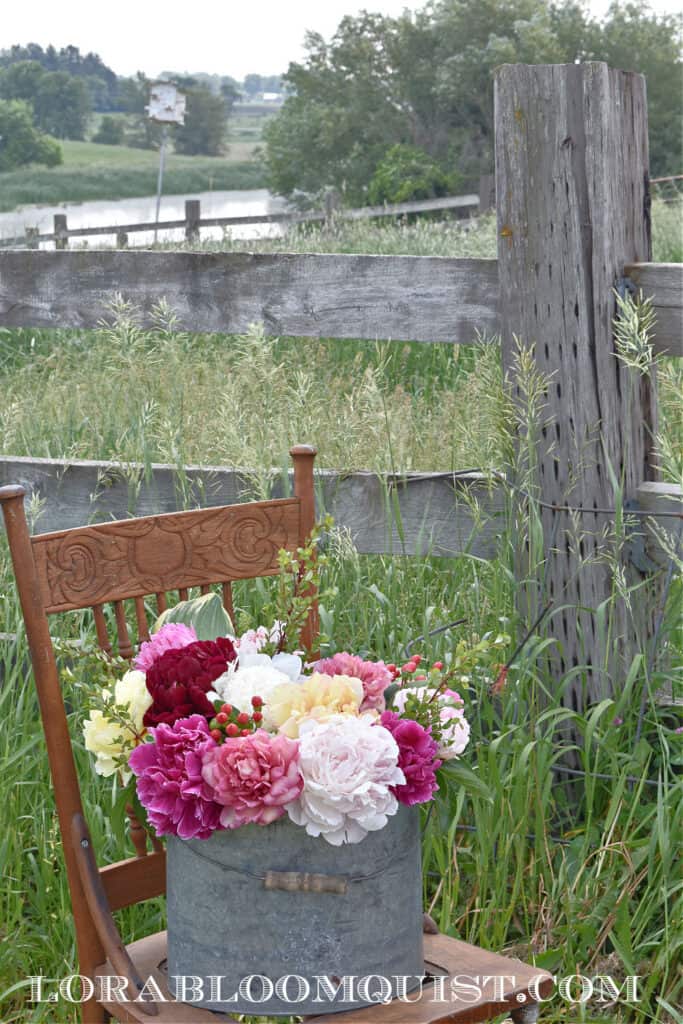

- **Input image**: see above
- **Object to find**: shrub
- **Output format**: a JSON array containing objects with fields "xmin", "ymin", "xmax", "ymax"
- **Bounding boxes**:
[
  {"xmin": 0, "ymin": 98, "xmax": 62, "ymax": 171},
  {"xmin": 368, "ymin": 144, "xmax": 449, "ymax": 205},
  {"xmin": 92, "ymin": 115, "xmax": 125, "ymax": 145}
]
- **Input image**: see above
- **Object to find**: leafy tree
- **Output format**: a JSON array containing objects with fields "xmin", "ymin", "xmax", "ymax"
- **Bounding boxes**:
[
  {"xmin": 243, "ymin": 73, "xmax": 263, "ymax": 97},
  {"xmin": 117, "ymin": 73, "xmax": 148, "ymax": 115},
  {"xmin": 0, "ymin": 43, "xmax": 118, "ymax": 109},
  {"xmin": 33, "ymin": 71, "xmax": 91, "ymax": 139},
  {"xmin": 0, "ymin": 99, "xmax": 62, "ymax": 171},
  {"xmin": 124, "ymin": 115, "xmax": 164, "ymax": 150},
  {"xmin": 368, "ymin": 144, "xmax": 449, "ymax": 204},
  {"xmin": 596, "ymin": 1, "xmax": 682, "ymax": 176},
  {"xmin": 265, "ymin": 0, "xmax": 682, "ymax": 202},
  {"xmin": 0, "ymin": 60, "xmax": 45, "ymax": 103},
  {"xmin": 92, "ymin": 115, "xmax": 125, "ymax": 145},
  {"xmin": 174, "ymin": 86, "xmax": 227, "ymax": 155},
  {"xmin": 221, "ymin": 79, "xmax": 242, "ymax": 114}
]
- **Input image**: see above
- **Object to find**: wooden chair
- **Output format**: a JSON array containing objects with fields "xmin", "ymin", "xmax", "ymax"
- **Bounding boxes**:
[{"xmin": 1, "ymin": 444, "xmax": 551, "ymax": 1024}]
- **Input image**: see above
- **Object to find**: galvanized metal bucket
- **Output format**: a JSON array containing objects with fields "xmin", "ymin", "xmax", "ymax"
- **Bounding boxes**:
[{"xmin": 166, "ymin": 804, "xmax": 424, "ymax": 1015}]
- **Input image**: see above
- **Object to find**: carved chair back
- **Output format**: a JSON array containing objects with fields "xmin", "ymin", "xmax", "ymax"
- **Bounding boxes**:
[{"xmin": 0, "ymin": 445, "xmax": 317, "ymax": 1010}]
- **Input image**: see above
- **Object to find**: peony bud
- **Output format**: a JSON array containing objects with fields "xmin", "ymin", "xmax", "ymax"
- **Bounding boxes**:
[
  {"xmin": 432, "ymin": 661, "xmax": 444, "ymax": 670},
  {"xmin": 251, "ymin": 695, "xmax": 264, "ymax": 708}
]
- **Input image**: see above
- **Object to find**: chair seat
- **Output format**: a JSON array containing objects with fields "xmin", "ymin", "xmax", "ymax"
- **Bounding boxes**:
[{"xmin": 94, "ymin": 930, "xmax": 552, "ymax": 1023}]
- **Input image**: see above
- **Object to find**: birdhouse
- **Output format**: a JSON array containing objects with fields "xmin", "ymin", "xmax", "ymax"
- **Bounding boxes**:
[{"xmin": 146, "ymin": 81, "xmax": 186, "ymax": 124}]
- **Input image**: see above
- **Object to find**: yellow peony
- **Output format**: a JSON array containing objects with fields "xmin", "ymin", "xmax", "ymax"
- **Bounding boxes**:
[
  {"xmin": 83, "ymin": 670, "xmax": 152, "ymax": 779},
  {"xmin": 266, "ymin": 673, "xmax": 364, "ymax": 738}
]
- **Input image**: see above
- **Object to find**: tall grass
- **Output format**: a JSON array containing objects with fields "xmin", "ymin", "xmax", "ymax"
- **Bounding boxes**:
[{"xmin": 0, "ymin": 209, "xmax": 681, "ymax": 1023}]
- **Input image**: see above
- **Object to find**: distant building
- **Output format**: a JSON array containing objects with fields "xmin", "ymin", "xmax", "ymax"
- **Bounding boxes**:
[{"xmin": 262, "ymin": 92, "xmax": 283, "ymax": 103}]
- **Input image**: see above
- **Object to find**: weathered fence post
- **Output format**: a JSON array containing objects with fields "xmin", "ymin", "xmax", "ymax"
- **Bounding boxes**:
[
  {"xmin": 185, "ymin": 199, "xmax": 201, "ymax": 244},
  {"xmin": 25, "ymin": 227, "xmax": 39, "ymax": 250},
  {"xmin": 495, "ymin": 62, "xmax": 657, "ymax": 706},
  {"xmin": 116, "ymin": 230, "xmax": 128, "ymax": 249},
  {"xmin": 53, "ymin": 214, "xmax": 68, "ymax": 250}
]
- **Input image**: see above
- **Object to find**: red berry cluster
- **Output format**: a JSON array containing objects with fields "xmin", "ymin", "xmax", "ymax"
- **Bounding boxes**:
[
  {"xmin": 397, "ymin": 654, "xmax": 444, "ymax": 683},
  {"xmin": 209, "ymin": 696, "xmax": 264, "ymax": 743}
]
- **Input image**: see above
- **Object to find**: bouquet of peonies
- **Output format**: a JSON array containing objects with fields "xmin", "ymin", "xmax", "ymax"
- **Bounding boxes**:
[{"xmin": 81, "ymin": 528, "xmax": 504, "ymax": 847}]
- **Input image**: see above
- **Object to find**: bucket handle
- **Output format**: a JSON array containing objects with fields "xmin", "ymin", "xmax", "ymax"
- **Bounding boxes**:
[{"xmin": 263, "ymin": 870, "xmax": 348, "ymax": 895}]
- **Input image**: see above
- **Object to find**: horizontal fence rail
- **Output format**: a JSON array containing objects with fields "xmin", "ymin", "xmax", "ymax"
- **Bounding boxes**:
[
  {"xmin": 0, "ymin": 192, "xmax": 482, "ymax": 250},
  {"xmin": 0, "ymin": 250, "xmax": 500, "ymax": 343},
  {"xmin": 1, "ymin": 457, "xmax": 680, "ymax": 563},
  {"xmin": 0, "ymin": 456, "xmax": 505, "ymax": 559},
  {"xmin": 0, "ymin": 250, "xmax": 680, "ymax": 355}
]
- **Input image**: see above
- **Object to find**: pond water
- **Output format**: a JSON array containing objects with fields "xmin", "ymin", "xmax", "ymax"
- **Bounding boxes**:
[{"xmin": 0, "ymin": 188, "xmax": 288, "ymax": 248}]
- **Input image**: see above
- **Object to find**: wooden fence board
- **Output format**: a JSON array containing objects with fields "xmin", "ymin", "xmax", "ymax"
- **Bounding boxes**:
[
  {"xmin": 625, "ymin": 263, "xmax": 683, "ymax": 357},
  {"xmin": 0, "ymin": 251, "xmax": 500, "ymax": 343},
  {"xmin": 0, "ymin": 456, "xmax": 505, "ymax": 559}
]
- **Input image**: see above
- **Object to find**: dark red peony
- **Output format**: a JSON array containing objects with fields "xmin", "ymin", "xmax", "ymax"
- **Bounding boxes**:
[{"xmin": 143, "ymin": 637, "xmax": 237, "ymax": 727}]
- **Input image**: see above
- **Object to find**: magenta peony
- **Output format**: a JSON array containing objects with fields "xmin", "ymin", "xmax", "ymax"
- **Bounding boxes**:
[
  {"xmin": 143, "ymin": 636, "xmax": 237, "ymax": 727},
  {"xmin": 314, "ymin": 652, "xmax": 391, "ymax": 712},
  {"xmin": 202, "ymin": 730, "xmax": 303, "ymax": 829},
  {"xmin": 379, "ymin": 711, "xmax": 441, "ymax": 805},
  {"xmin": 134, "ymin": 622, "xmax": 198, "ymax": 673},
  {"xmin": 128, "ymin": 715, "xmax": 223, "ymax": 839}
]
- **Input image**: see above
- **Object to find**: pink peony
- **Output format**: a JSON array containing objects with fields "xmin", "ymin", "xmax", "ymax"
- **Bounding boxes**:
[
  {"xmin": 379, "ymin": 711, "xmax": 441, "ymax": 805},
  {"xmin": 128, "ymin": 714, "xmax": 223, "ymax": 839},
  {"xmin": 134, "ymin": 623, "xmax": 198, "ymax": 673},
  {"xmin": 202, "ymin": 730, "xmax": 302, "ymax": 829},
  {"xmin": 314, "ymin": 652, "xmax": 391, "ymax": 712}
]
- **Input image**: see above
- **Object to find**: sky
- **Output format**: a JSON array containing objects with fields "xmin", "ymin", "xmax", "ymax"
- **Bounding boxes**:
[{"xmin": 3, "ymin": 0, "xmax": 681, "ymax": 81}]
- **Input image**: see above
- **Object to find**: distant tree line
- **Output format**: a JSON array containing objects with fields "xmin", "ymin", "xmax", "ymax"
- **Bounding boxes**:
[{"xmin": 264, "ymin": 0, "xmax": 682, "ymax": 205}]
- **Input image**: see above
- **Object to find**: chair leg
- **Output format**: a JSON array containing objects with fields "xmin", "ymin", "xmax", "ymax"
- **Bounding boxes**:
[
  {"xmin": 82, "ymin": 998, "xmax": 111, "ymax": 1024},
  {"xmin": 510, "ymin": 1004, "xmax": 540, "ymax": 1022}
]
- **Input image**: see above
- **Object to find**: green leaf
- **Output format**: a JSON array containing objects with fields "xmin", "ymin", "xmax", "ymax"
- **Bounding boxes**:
[
  {"xmin": 154, "ymin": 592, "xmax": 233, "ymax": 641},
  {"xmin": 437, "ymin": 760, "xmax": 493, "ymax": 803}
]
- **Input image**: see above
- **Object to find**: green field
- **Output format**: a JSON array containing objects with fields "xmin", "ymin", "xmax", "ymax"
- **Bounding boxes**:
[
  {"xmin": 0, "ymin": 137, "xmax": 265, "ymax": 212},
  {"xmin": 0, "ymin": 212, "xmax": 681, "ymax": 1023}
]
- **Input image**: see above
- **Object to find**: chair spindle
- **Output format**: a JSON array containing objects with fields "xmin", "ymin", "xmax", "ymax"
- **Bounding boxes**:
[
  {"xmin": 134, "ymin": 597, "xmax": 149, "ymax": 643},
  {"xmin": 113, "ymin": 601, "xmax": 134, "ymax": 660},
  {"xmin": 92, "ymin": 604, "xmax": 113, "ymax": 656},
  {"xmin": 222, "ymin": 582, "xmax": 235, "ymax": 621},
  {"xmin": 155, "ymin": 592, "xmax": 167, "ymax": 614}
]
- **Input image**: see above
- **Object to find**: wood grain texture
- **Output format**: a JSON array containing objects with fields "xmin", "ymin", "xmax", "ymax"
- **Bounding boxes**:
[
  {"xmin": 100, "ymin": 851, "xmax": 166, "ymax": 912},
  {"xmin": 0, "ymin": 250, "xmax": 500, "ymax": 344},
  {"xmin": 0, "ymin": 456, "xmax": 505, "ymax": 560},
  {"xmin": 30, "ymin": 497, "xmax": 301, "ymax": 613},
  {"xmin": 93, "ymin": 930, "xmax": 552, "ymax": 1024},
  {"xmin": 625, "ymin": 262, "xmax": 683, "ymax": 357},
  {"xmin": 495, "ymin": 63, "xmax": 656, "ymax": 704}
]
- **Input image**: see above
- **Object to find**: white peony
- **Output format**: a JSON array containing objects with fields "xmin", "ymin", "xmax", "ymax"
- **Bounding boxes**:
[
  {"xmin": 83, "ymin": 670, "xmax": 152, "ymax": 779},
  {"xmin": 207, "ymin": 649, "xmax": 303, "ymax": 716},
  {"xmin": 287, "ymin": 714, "xmax": 405, "ymax": 845}
]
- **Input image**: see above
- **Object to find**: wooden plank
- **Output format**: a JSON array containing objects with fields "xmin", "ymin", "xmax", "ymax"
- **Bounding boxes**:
[
  {"xmin": 495, "ymin": 62, "xmax": 656, "ymax": 705},
  {"xmin": 100, "ymin": 851, "xmax": 166, "ymax": 911},
  {"xmin": 625, "ymin": 263, "xmax": 683, "ymax": 357},
  {"xmin": 0, "ymin": 456, "xmax": 504, "ymax": 559},
  {"xmin": 633, "ymin": 480, "xmax": 683, "ymax": 568},
  {"xmin": 0, "ymin": 250, "xmax": 500, "ymax": 343}
]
